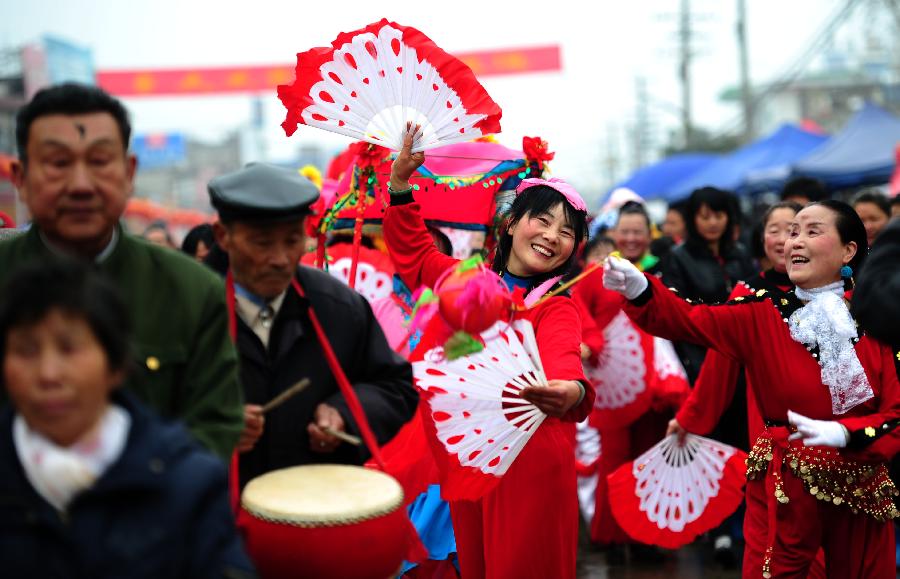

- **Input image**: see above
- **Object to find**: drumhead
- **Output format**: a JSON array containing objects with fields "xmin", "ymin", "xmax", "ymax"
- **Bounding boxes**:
[{"xmin": 241, "ymin": 464, "xmax": 404, "ymax": 526}]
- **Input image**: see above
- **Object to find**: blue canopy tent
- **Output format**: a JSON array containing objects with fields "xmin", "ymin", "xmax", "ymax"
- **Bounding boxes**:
[
  {"xmin": 668, "ymin": 124, "xmax": 829, "ymax": 200},
  {"xmin": 791, "ymin": 102, "xmax": 900, "ymax": 189},
  {"xmin": 602, "ymin": 153, "xmax": 719, "ymax": 205}
]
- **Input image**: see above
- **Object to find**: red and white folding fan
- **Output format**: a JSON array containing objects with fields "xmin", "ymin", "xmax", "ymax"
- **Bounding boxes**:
[
  {"xmin": 585, "ymin": 311, "xmax": 654, "ymax": 429},
  {"xmin": 279, "ymin": 19, "xmax": 502, "ymax": 152},
  {"xmin": 412, "ymin": 319, "xmax": 547, "ymax": 500},
  {"xmin": 607, "ymin": 434, "xmax": 747, "ymax": 549},
  {"xmin": 300, "ymin": 243, "xmax": 394, "ymax": 303},
  {"xmin": 650, "ymin": 337, "xmax": 690, "ymax": 411}
]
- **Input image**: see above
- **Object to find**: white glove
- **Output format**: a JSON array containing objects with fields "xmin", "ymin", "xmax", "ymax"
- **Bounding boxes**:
[
  {"xmin": 787, "ymin": 410, "xmax": 849, "ymax": 448},
  {"xmin": 603, "ymin": 255, "xmax": 648, "ymax": 300}
]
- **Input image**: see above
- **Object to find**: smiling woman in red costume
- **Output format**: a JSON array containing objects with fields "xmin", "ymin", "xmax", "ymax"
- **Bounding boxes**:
[
  {"xmin": 383, "ymin": 128, "xmax": 594, "ymax": 579},
  {"xmin": 604, "ymin": 200, "xmax": 900, "ymax": 578}
]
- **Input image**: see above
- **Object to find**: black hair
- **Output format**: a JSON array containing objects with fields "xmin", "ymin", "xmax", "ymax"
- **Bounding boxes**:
[
  {"xmin": 761, "ymin": 200, "xmax": 803, "ymax": 230},
  {"xmin": 426, "ymin": 225, "xmax": 453, "ymax": 257},
  {"xmin": 616, "ymin": 201, "xmax": 652, "ymax": 230},
  {"xmin": 780, "ymin": 177, "xmax": 828, "ymax": 203},
  {"xmin": 0, "ymin": 259, "xmax": 132, "ymax": 388},
  {"xmin": 491, "ymin": 185, "xmax": 588, "ymax": 281},
  {"xmin": 750, "ymin": 221, "xmax": 766, "ymax": 261},
  {"xmin": 327, "ymin": 233, "xmax": 376, "ymax": 250},
  {"xmin": 667, "ymin": 199, "xmax": 688, "ymax": 216},
  {"xmin": 891, "ymin": 195, "xmax": 900, "ymax": 209},
  {"xmin": 583, "ymin": 235, "xmax": 616, "ymax": 255},
  {"xmin": 806, "ymin": 200, "xmax": 868, "ymax": 274},
  {"xmin": 142, "ymin": 220, "xmax": 174, "ymax": 245},
  {"xmin": 16, "ymin": 83, "xmax": 132, "ymax": 164},
  {"xmin": 684, "ymin": 187, "xmax": 739, "ymax": 252},
  {"xmin": 754, "ymin": 201, "xmax": 802, "ymax": 261},
  {"xmin": 181, "ymin": 223, "xmax": 215, "ymax": 257},
  {"xmin": 852, "ymin": 190, "xmax": 891, "ymax": 218}
]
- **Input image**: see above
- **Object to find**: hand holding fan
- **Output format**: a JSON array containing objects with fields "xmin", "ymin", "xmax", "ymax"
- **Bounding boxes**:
[
  {"xmin": 279, "ymin": 19, "xmax": 502, "ymax": 152},
  {"xmin": 607, "ymin": 433, "xmax": 747, "ymax": 549},
  {"xmin": 412, "ymin": 319, "xmax": 548, "ymax": 500}
]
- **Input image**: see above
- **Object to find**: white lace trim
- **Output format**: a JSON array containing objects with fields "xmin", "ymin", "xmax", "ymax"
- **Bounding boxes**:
[{"xmin": 789, "ymin": 281, "xmax": 873, "ymax": 414}]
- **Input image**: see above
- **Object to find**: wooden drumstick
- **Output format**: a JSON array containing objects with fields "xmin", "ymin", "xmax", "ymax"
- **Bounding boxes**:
[
  {"xmin": 323, "ymin": 427, "xmax": 362, "ymax": 446},
  {"xmin": 261, "ymin": 378, "xmax": 311, "ymax": 414}
]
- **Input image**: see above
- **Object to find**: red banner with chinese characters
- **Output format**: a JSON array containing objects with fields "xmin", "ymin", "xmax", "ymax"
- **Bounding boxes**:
[{"xmin": 96, "ymin": 46, "xmax": 561, "ymax": 97}]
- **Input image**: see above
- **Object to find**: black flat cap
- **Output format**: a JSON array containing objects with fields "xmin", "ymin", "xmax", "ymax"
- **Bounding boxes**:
[{"xmin": 208, "ymin": 163, "xmax": 320, "ymax": 223}]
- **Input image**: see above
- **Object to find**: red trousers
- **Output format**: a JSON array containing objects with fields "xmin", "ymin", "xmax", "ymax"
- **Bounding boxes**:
[
  {"xmin": 742, "ymin": 474, "xmax": 894, "ymax": 578},
  {"xmin": 448, "ymin": 419, "xmax": 578, "ymax": 579}
]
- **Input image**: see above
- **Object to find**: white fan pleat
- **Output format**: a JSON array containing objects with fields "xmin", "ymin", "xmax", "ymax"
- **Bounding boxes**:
[
  {"xmin": 632, "ymin": 434, "xmax": 737, "ymax": 532},
  {"xmin": 587, "ymin": 311, "xmax": 647, "ymax": 410},
  {"xmin": 299, "ymin": 23, "xmax": 491, "ymax": 152},
  {"xmin": 414, "ymin": 319, "xmax": 548, "ymax": 476},
  {"xmin": 653, "ymin": 337, "xmax": 687, "ymax": 380}
]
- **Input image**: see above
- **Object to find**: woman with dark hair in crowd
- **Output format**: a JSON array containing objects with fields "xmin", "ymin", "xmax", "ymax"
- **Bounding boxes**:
[
  {"xmin": 181, "ymin": 223, "xmax": 216, "ymax": 262},
  {"xmin": 852, "ymin": 190, "xmax": 891, "ymax": 247},
  {"xmin": 383, "ymin": 128, "xmax": 593, "ymax": 578},
  {"xmin": 661, "ymin": 186, "xmax": 756, "ymax": 382},
  {"xmin": 605, "ymin": 200, "xmax": 900, "ymax": 578}
]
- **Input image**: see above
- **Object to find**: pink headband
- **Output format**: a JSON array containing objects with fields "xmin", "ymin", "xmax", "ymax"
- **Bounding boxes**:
[{"xmin": 515, "ymin": 177, "xmax": 587, "ymax": 213}]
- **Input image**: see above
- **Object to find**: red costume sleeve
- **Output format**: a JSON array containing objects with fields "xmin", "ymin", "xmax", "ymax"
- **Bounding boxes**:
[
  {"xmin": 530, "ymin": 298, "xmax": 593, "ymax": 422},
  {"xmin": 839, "ymin": 342, "xmax": 900, "ymax": 462},
  {"xmin": 623, "ymin": 274, "xmax": 754, "ymax": 363},
  {"xmin": 382, "ymin": 201, "xmax": 458, "ymax": 290},
  {"xmin": 675, "ymin": 283, "xmax": 750, "ymax": 435},
  {"xmin": 573, "ymin": 293, "xmax": 604, "ymax": 364}
]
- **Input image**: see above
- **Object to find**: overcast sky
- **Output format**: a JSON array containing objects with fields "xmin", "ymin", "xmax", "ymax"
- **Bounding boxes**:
[{"xmin": 2, "ymin": 0, "xmax": 841, "ymax": 197}]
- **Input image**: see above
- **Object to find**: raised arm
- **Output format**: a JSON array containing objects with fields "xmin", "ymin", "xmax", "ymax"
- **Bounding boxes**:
[{"xmin": 382, "ymin": 127, "xmax": 458, "ymax": 289}]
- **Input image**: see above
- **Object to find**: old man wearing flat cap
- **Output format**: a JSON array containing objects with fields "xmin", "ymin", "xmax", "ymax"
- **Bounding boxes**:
[{"xmin": 209, "ymin": 163, "xmax": 417, "ymax": 487}]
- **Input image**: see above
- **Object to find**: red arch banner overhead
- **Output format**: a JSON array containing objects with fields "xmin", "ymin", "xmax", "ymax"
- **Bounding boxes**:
[{"xmin": 96, "ymin": 46, "xmax": 561, "ymax": 97}]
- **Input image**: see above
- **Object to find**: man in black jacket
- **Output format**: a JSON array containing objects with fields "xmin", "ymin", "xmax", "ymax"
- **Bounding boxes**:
[{"xmin": 208, "ymin": 163, "xmax": 417, "ymax": 488}]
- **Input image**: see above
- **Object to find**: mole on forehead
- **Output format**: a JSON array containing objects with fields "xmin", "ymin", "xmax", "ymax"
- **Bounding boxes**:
[{"xmin": 75, "ymin": 122, "xmax": 86, "ymax": 138}]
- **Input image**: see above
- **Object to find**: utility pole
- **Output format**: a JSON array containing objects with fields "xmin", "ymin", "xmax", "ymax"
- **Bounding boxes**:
[
  {"xmin": 679, "ymin": 0, "xmax": 693, "ymax": 148},
  {"xmin": 737, "ymin": 0, "xmax": 754, "ymax": 142},
  {"xmin": 633, "ymin": 76, "xmax": 651, "ymax": 170},
  {"xmin": 882, "ymin": 0, "xmax": 900, "ymax": 33}
]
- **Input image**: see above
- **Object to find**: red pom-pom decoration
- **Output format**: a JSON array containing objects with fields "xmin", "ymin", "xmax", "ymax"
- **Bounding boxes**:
[{"xmin": 434, "ymin": 258, "xmax": 512, "ymax": 336}]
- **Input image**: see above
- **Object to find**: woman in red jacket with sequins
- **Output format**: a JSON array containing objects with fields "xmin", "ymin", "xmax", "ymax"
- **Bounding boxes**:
[{"xmin": 604, "ymin": 200, "xmax": 900, "ymax": 578}]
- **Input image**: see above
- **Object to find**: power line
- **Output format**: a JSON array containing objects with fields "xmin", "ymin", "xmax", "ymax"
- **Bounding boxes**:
[{"xmin": 710, "ymin": 0, "xmax": 863, "ymax": 141}]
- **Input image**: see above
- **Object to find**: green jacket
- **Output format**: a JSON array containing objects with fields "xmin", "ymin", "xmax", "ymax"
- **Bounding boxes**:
[{"xmin": 0, "ymin": 226, "xmax": 243, "ymax": 460}]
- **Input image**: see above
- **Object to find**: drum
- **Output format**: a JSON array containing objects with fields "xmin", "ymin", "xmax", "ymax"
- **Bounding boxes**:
[{"xmin": 240, "ymin": 464, "xmax": 408, "ymax": 579}]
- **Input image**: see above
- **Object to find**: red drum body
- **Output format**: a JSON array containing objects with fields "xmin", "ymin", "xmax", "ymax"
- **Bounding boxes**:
[{"xmin": 240, "ymin": 465, "xmax": 407, "ymax": 579}]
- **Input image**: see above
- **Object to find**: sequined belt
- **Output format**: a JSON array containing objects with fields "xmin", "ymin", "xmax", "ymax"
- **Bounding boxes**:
[{"xmin": 746, "ymin": 427, "xmax": 899, "ymax": 578}]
